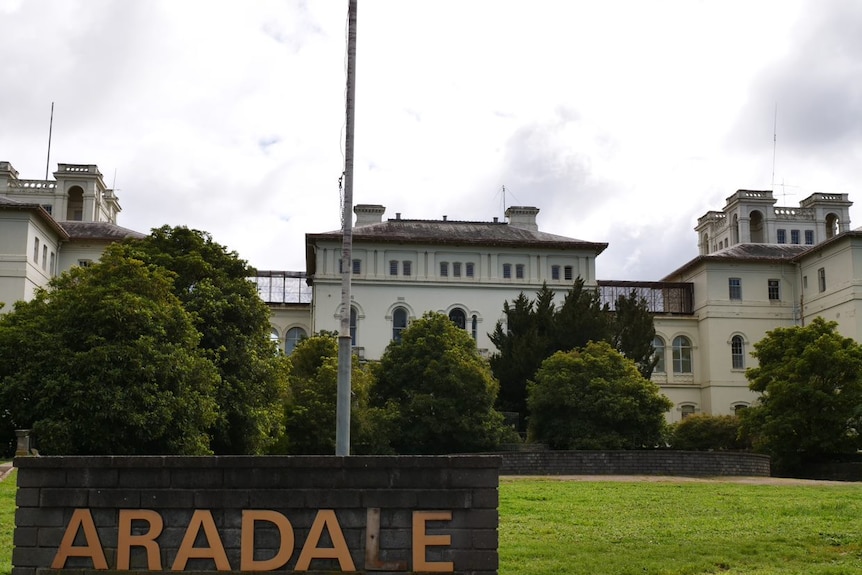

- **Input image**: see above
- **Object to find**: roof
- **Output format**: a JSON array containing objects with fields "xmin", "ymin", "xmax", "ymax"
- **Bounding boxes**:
[
  {"xmin": 662, "ymin": 243, "xmax": 811, "ymax": 280},
  {"xmin": 305, "ymin": 218, "xmax": 608, "ymax": 274},
  {"xmin": 59, "ymin": 221, "xmax": 146, "ymax": 241},
  {"xmin": 0, "ymin": 196, "xmax": 70, "ymax": 238}
]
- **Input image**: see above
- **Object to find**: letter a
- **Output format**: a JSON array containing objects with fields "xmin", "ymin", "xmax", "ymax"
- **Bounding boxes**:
[
  {"xmin": 172, "ymin": 510, "xmax": 231, "ymax": 571},
  {"xmin": 51, "ymin": 509, "xmax": 109, "ymax": 569},
  {"xmin": 295, "ymin": 510, "xmax": 356, "ymax": 572}
]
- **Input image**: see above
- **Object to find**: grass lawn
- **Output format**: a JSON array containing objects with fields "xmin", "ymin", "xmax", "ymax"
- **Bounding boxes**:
[{"xmin": 1, "ymin": 473, "xmax": 861, "ymax": 575}]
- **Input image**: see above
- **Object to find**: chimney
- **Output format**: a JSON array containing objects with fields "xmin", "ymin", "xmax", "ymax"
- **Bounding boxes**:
[
  {"xmin": 505, "ymin": 206, "xmax": 540, "ymax": 232},
  {"xmin": 354, "ymin": 204, "xmax": 386, "ymax": 226}
]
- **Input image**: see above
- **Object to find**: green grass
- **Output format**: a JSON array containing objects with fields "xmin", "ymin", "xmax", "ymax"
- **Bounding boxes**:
[
  {"xmin": 0, "ymin": 470, "xmax": 14, "ymax": 575},
  {"xmin": 501, "ymin": 478, "xmax": 862, "ymax": 574},
  {"xmin": 1, "ymin": 474, "xmax": 861, "ymax": 575}
]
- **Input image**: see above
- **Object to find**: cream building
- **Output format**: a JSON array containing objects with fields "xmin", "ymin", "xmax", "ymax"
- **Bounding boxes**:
[
  {"xmin": 4, "ymin": 159, "xmax": 861, "ymax": 424},
  {"xmin": 0, "ymin": 162, "xmax": 143, "ymax": 312}
]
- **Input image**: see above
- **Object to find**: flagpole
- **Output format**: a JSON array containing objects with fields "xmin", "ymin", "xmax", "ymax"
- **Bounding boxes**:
[{"xmin": 336, "ymin": 0, "xmax": 357, "ymax": 456}]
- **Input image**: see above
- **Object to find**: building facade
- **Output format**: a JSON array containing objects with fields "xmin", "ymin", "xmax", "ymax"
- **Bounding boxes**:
[
  {"xmin": 4, "ymin": 159, "xmax": 862, "ymax": 424},
  {"xmin": 0, "ymin": 162, "xmax": 143, "ymax": 312}
]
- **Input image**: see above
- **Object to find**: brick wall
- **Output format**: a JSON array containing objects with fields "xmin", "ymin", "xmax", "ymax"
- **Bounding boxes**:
[
  {"xmin": 498, "ymin": 450, "xmax": 770, "ymax": 476},
  {"xmin": 13, "ymin": 455, "xmax": 500, "ymax": 575}
]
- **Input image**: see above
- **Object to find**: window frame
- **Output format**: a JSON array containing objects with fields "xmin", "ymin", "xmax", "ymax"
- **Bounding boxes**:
[
  {"xmin": 285, "ymin": 327, "xmax": 307, "ymax": 356},
  {"xmin": 551, "ymin": 265, "xmax": 560, "ymax": 280},
  {"xmin": 453, "ymin": 262, "xmax": 462, "ymax": 277},
  {"xmin": 502, "ymin": 263, "xmax": 512, "ymax": 279},
  {"xmin": 804, "ymin": 230, "xmax": 814, "ymax": 245},
  {"xmin": 791, "ymin": 229, "xmax": 800, "ymax": 244},
  {"xmin": 818, "ymin": 267, "xmax": 826, "ymax": 292},
  {"xmin": 767, "ymin": 279, "xmax": 780, "ymax": 301},
  {"xmin": 652, "ymin": 336, "xmax": 666, "ymax": 373},
  {"xmin": 389, "ymin": 260, "xmax": 399, "ymax": 276},
  {"xmin": 731, "ymin": 335, "xmax": 745, "ymax": 370},
  {"xmin": 465, "ymin": 262, "xmax": 475, "ymax": 277},
  {"xmin": 672, "ymin": 335, "xmax": 693, "ymax": 374},
  {"xmin": 564, "ymin": 265, "xmax": 573, "ymax": 281},
  {"xmin": 439, "ymin": 262, "xmax": 449, "ymax": 277},
  {"xmin": 402, "ymin": 260, "xmax": 412, "ymax": 276},
  {"xmin": 515, "ymin": 263, "xmax": 525, "ymax": 279},
  {"xmin": 777, "ymin": 229, "xmax": 786, "ymax": 244},
  {"xmin": 728, "ymin": 277, "xmax": 742, "ymax": 300},
  {"xmin": 392, "ymin": 307, "xmax": 408, "ymax": 342}
]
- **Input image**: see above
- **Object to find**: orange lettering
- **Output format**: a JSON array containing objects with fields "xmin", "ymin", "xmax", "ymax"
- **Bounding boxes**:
[
  {"xmin": 294, "ymin": 510, "xmax": 355, "ymax": 572},
  {"xmin": 117, "ymin": 509, "xmax": 163, "ymax": 570},
  {"xmin": 241, "ymin": 510, "xmax": 294, "ymax": 571},
  {"xmin": 171, "ymin": 510, "xmax": 231, "ymax": 571},
  {"xmin": 412, "ymin": 511, "xmax": 453, "ymax": 572},
  {"xmin": 51, "ymin": 509, "xmax": 108, "ymax": 569}
]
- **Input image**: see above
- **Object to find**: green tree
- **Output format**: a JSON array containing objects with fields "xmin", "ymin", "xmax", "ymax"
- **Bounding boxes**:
[
  {"xmin": 117, "ymin": 226, "xmax": 289, "ymax": 454},
  {"xmin": 527, "ymin": 341, "xmax": 672, "ymax": 449},
  {"xmin": 490, "ymin": 279, "xmax": 656, "ymax": 428},
  {"xmin": 0, "ymin": 246, "xmax": 219, "ymax": 454},
  {"xmin": 275, "ymin": 333, "xmax": 393, "ymax": 455},
  {"xmin": 739, "ymin": 318, "xmax": 862, "ymax": 472},
  {"xmin": 670, "ymin": 414, "xmax": 748, "ymax": 451},
  {"xmin": 610, "ymin": 290, "xmax": 658, "ymax": 379},
  {"xmin": 489, "ymin": 287, "xmax": 556, "ymax": 417},
  {"xmin": 374, "ymin": 312, "xmax": 506, "ymax": 454}
]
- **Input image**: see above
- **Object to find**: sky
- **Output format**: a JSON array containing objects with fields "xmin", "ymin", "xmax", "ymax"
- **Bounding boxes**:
[{"xmin": 2, "ymin": 0, "xmax": 862, "ymax": 280}]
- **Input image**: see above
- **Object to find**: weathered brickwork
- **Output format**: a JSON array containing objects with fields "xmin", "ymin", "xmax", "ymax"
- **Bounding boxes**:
[
  {"xmin": 498, "ymin": 450, "xmax": 770, "ymax": 476},
  {"xmin": 13, "ymin": 456, "xmax": 500, "ymax": 575}
]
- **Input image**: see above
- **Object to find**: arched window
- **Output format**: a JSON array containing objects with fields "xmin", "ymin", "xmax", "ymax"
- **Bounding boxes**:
[
  {"xmin": 680, "ymin": 404, "xmax": 697, "ymax": 419},
  {"xmin": 731, "ymin": 214, "xmax": 739, "ymax": 244},
  {"xmin": 350, "ymin": 307, "xmax": 358, "ymax": 346},
  {"xmin": 749, "ymin": 210, "xmax": 764, "ymax": 243},
  {"xmin": 392, "ymin": 307, "xmax": 408, "ymax": 342},
  {"xmin": 269, "ymin": 328, "xmax": 280, "ymax": 345},
  {"xmin": 732, "ymin": 403, "xmax": 749, "ymax": 415},
  {"xmin": 67, "ymin": 186, "xmax": 84, "ymax": 221},
  {"xmin": 731, "ymin": 335, "xmax": 745, "ymax": 369},
  {"xmin": 672, "ymin": 335, "xmax": 692, "ymax": 374},
  {"xmin": 449, "ymin": 308, "xmax": 466, "ymax": 330},
  {"xmin": 285, "ymin": 327, "xmax": 307, "ymax": 356},
  {"xmin": 653, "ymin": 336, "xmax": 666, "ymax": 373},
  {"xmin": 826, "ymin": 213, "xmax": 839, "ymax": 239}
]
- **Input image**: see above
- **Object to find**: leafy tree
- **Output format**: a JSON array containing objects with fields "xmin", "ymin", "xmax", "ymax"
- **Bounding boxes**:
[
  {"xmin": 554, "ymin": 278, "xmax": 611, "ymax": 352},
  {"xmin": 739, "ymin": 318, "xmax": 862, "ymax": 472},
  {"xmin": 527, "ymin": 341, "xmax": 672, "ymax": 449},
  {"xmin": 490, "ymin": 279, "xmax": 656, "ymax": 427},
  {"xmin": 670, "ymin": 414, "xmax": 748, "ymax": 451},
  {"xmin": 374, "ymin": 312, "xmax": 506, "ymax": 454},
  {"xmin": 116, "ymin": 226, "xmax": 289, "ymax": 454},
  {"xmin": 489, "ymin": 287, "xmax": 556, "ymax": 417},
  {"xmin": 0, "ymin": 246, "xmax": 219, "ymax": 454},
  {"xmin": 610, "ymin": 290, "xmax": 658, "ymax": 379},
  {"xmin": 274, "ymin": 333, "xmax": 394, "ymax": 455}
]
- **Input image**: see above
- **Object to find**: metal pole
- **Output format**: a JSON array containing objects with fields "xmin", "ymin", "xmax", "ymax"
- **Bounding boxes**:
[{"xmin": 336, "ymin": 0, "xmax": 357, "ymax": 456}]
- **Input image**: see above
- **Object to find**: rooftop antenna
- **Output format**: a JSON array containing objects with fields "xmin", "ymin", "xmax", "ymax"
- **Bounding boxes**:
[
  {"xmin": 771, "ymin": 102, "xmax": 777, "ymax": 192},
  {"xmin": 44, "ymin": 102, "xmax": 54, "ymax": 180}
]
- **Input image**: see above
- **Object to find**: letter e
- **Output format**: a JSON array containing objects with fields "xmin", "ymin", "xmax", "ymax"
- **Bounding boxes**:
[{"xmin": 412, "ymin": 511, "xmax": 453, "ymax": 573}]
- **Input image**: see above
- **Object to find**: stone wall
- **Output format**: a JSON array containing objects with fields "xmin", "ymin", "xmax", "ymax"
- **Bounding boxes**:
[
  {"xmin": 498, "ymin": 450, "xmax": 770, "ymax": 476},
  {"xmin": 13, "ymin": 455, "xmax": 500, "ymax": 575}
]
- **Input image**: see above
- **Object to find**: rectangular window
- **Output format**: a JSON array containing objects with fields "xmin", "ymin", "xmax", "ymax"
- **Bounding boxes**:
[
  {"xmin": 42, "ymin": 204, "xmax": 52, "ymax": 215},
  {"xmin": 502, "ymin": 263, "xmax": 512, "ymax": 279},
  {"xmin": 33, "ymin": 237, "xmax": 40, "ymax": 262},
  {"xmin": 352, "ymin": 259, "xmax": 361, "ymax": 274},
  {"xmin": 440, "ymin": 262, "xmax": 449, "ymax": 277},
  {"xmin": 777, "ymin": 229, "xmax": 786, "ymax": 244},
  {"xmin": 389, "ymin": 260, "xmax": 398, "ymax": 276},
  {"xmin": 42, "ymin": 245, "xmax": 48, "ymax": 270},
  {"xmin": 515, "ymin": 264, "xmax": 525, "ymax": 279},
  {"xmin": 402, "ymin": 261, "xmax": 412, "ymax": 276},
  {"xmin": 465, "ymin": 262, "xmax": 474, "ymax": 277},
  {"xmin": 729, "ymin": 277, "xmax": 742, "ymax": 300},
  {"xmin": 564, "ymin": 266, "xmax": 573, "ymax": 281},
  {"xmin": 803, "ymin": 275, "xmax": 808, "ymax": 290},
  {"xmin": 804, "ymin": 230, "xmax": 814, "ymax": 245},
  {"xmin": 791, "ymin": 229, "xmax": 800, "ymax": 244},
  {"xmin": 768, "ymin": 279, "xmax": 780, "ymax": 301},
  {"xmin": 50, "ymin": 252, "xmax": 56, "ymax": 275},
  {"xmin": 551, "ymin": 265, "xmax": 560, "ymax": 280},
  {"xmin": 453, "ymin": 262, "xmax": 462, "ymax": 277},
  {"xmin": 818, "ymin": 267, "xmax": 826, "ymax": 292},
  {"xmin": 77, "ymin": 259, "xmax": 92, "ymax": 268}
]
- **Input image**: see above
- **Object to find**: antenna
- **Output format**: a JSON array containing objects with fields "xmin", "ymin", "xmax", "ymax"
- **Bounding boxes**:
[
  {"xmin": 44, "ymin": 102, "xmax": 54, "ymax": 180},
  {"xmin": 771, "ymin": 102, "xmax": 777, "ymax": 191}
]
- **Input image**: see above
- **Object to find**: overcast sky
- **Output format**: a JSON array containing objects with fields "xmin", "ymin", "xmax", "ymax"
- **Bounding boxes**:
[{"xmin": 2, "ymin": 0, "xmax": 861, "ymax": 280}]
